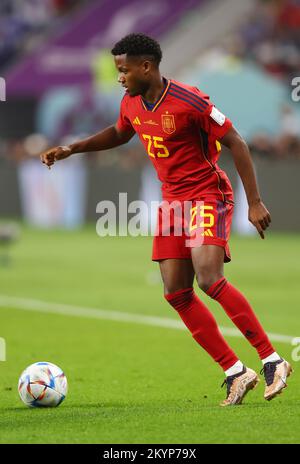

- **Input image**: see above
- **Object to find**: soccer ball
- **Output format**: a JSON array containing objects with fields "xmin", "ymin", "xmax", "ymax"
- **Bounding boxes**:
[{"xmin": 18, "ymin": 361, "xmax": 68, "ymax": 408}]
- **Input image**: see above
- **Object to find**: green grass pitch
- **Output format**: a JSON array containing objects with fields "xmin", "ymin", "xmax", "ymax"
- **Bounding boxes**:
[{"xmin": 0, "ymin": 227, "xmax": 299, "ymax": 444}]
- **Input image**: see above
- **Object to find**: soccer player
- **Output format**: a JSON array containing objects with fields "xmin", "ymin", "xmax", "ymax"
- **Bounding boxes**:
[{"xmin": 40, "ymin": 33, "xmax": 292, "ymax": 406}]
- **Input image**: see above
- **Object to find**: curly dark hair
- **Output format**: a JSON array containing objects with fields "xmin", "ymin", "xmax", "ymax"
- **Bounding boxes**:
[{"xmin": 111, "ymin": 33, "xmax": 162, "ymax": 65}]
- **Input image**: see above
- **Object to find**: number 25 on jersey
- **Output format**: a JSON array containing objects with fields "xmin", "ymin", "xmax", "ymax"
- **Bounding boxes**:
[{"xmin": 142, "ymin": 134, "xmax": 170, "ymax": 159}]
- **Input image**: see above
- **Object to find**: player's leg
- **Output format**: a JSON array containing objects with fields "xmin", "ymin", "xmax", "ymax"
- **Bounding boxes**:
[
  {"xmin": 160, "ymin": 258, "xmax": 239, "ymax": 372},
  {"xmin": 191, "ymin": 243, "xmax": 276, "ymax": 356},
  {"xmin": 159, "ymin": 258, "xmax": 257, "ymax": 405},
  {"xmin": 159, "ymin": 257, "xmax": 195, "ymax": 294},
  {"xmin": 191, "ymin": 243, "xmax": 292, "ymax": 401},
  {"xmin": 153, "ymin": 201, "xmax": 257, "ymax": 405}
]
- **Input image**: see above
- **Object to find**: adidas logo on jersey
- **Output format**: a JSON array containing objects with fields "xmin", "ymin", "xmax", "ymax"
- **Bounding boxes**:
[
  {"xmin": 133, "ymin": 117, "xmax": 141, "ymax": 125},
  {"xmin": 201, "ymin": 229, "xmax": 214, "ymax": 237}
]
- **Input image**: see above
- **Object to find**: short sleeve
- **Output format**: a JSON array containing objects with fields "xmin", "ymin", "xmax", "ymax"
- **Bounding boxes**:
[
  {"xmin": 116, "ymin": 94, "xmax": 134, "ymax": 133},
  {"xmin": 191, "ymin": 88, "xmax": 232, "ymax": 139}
]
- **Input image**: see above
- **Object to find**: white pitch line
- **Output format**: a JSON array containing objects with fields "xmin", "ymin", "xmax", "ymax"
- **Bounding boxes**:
[{"xmin": 0, "ymin": 295, "xmax": 294, "ymax": 344}]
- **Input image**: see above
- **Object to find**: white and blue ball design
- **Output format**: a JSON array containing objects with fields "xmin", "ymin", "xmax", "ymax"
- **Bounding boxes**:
[{"xmin": 18, "ymin": 362, "xmax": 68, "ymax": 407}]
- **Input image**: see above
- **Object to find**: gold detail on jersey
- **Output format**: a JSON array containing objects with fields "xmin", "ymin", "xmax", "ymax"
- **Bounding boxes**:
[
  {"xmin": 216, "ymin": 140, "xmax": 221, "ymax": 152},
  {"xmin": 153, "ymin": 136, "xmax": 169, "ymax": 158},
  {"xmin": 133, "ymin": 117, "xmax": 141, "ymax": 125},
  {"xmin": 161, "ymin": 114, "xmax": 176, "ymax": 134},
  {"xmin": 142, "ymin": 134, "xmax": 170, "ymax": 158},
  {"xmin": 142, "ymin": 134, "xmax": 155, "ymax": 158},
  {"xmin": 144, "ymin": 119, "xmax": 159, "ymax": 126}
]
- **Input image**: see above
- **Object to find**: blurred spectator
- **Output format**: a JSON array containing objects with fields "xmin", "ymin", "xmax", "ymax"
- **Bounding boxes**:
[
  {"xmin": 249, "ymin": 132, "xmax": 276, "ymax": 158},
  {"xmin": 239, "ymin": 0, "xmax": 300, "ymax": 83},
  {"xmin": 194, "ymin": 0, "xmax": 300, "ymax": 159},
  {"xmin": 249, "ymin": 104, "xmax": 300, "ymax": 159},
  {"xmin": 275, "ymin": 103, "xmax": 300, "ymax": 158},
  {"xmin": 280, "ymin": 103, "xmax": 300, "ymax": 137},
  {"xmin": 91, "ymin": 48, "xmax": 122, "ymax": 123},
  {"xmin": 0, "ymin": 0, "xmax": 83, "ymax": 70}
]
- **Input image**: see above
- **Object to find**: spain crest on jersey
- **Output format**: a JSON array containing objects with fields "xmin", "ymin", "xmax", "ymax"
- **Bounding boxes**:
[{"xmin": 161, "ymin": 114, "xmax": 176, "ymax": 134}]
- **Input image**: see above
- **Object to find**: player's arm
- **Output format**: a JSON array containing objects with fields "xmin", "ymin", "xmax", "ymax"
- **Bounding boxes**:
[
  {"xmin": 220, "ymin": 126, "xmax": 271, "ymax": 239},
  {"xmin": 40, "ymin": 124, "xmax": 135, "ymax": 168}
]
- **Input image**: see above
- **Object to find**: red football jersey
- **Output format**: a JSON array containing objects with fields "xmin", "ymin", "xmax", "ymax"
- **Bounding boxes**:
[{"xmin": 116, "ymin": 78, "xmax": 234, "ymax": 203}]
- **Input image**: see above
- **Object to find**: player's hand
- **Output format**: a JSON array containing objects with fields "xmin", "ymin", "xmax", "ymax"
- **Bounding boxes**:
[
  {"xmin": 248, "ymin": 201, "xmax": 271, "ymax": 239},
  {"xmin": 40, "ymin": 146, "xmax": 72, "ymax": 168}
]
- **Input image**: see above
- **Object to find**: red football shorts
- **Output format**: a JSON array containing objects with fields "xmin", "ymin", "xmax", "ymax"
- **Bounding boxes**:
[{"xmin": 152, "ymin": 198, "xmax": 234, "ymax": 262}]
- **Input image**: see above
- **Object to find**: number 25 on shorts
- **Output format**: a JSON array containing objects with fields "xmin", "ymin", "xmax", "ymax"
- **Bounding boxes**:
[
  {"xmin": 142, "ymin": 134, "xmax": 170, "ymax": 158},
  {"xmin": 190, "ymin": 205, "xmax": 214, "ymax": 232}
]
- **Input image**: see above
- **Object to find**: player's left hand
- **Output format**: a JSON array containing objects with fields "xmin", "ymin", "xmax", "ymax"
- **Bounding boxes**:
[{"xmin": 248, "ymin": 201, "xmax": 271, "ymax": 239}]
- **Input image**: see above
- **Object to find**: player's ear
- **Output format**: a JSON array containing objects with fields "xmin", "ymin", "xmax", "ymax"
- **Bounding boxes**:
[{"xmin": 142, "ymin": 60, "xmax": 152, "ymax": 75}]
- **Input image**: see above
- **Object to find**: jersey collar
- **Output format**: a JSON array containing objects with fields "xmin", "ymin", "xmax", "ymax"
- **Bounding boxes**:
[{"xmin": 141, "ymin": 78, "xmax": 170, "ymax": 112}]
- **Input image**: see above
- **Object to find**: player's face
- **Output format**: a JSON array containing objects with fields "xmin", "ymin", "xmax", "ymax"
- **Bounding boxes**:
[{"xmin": 114, "ymin": 54, "xmax": 150, "ymax": 97}]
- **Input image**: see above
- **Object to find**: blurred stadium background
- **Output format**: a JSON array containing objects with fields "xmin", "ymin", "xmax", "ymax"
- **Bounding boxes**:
[
  {"xmin": 0, "ymin": 0, "xmax": 300, "ymax": 444},
  {"xmin": 0, "ymin": 0, "xmax": 300, "ymax": 230}
]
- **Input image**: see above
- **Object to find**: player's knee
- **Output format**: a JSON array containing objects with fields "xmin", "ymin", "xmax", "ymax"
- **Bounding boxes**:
[
  {"xmin": 195, "ymin": 270, "xmax": 223, "ymax": 293},
  {"xmin": 164, "ymin": 287, "xmax": 193, "ymax": 311},
  {"xmin": 163, "ymin": 283, "xmax": 190, "ymax": 296}
]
